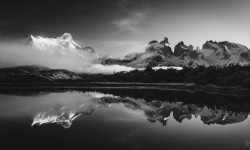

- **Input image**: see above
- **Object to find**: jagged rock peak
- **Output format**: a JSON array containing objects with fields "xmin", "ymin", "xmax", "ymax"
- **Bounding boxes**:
[
  {"xmin": 27, "ymin": 35, "xmax": 34, "ymax": 40},
  {"xmin": 24, "ymin": 33, "xmax": 96, "ymax": 54},
  {"xmin": 174, "ymin": 41, "xmax": 191, "ymax": 57},
  {"xmin": 205, "ymin": 40, "xmax": 218, "ymax": 44},
  {"xmin": 196, "ymin": 46, "xmax": 201, "ymax": 51},
  {"xmin": 145, "ymin": 37, "xmax": 173, "ymax": 57},
  {"xmin": 148, "ymin": 40, "xmax": 158, "ymax": 45},
  {"xmin": 202, "ymin": 40, "xmax": 220, "ymax": 50},
  {"xmin": 25, "ymin": 35, "xmax": 35, "ymax": 45},
  {"xmin": 188, "ymin": 45, "xmax": 194, "ymax": 51},
  {"xmin": 148, "ymin": 37, "xmax": 170, "ymax": 46},
  {"xmin": 60, "ymin": 33, "xmax": 73, "ymax": 40},
  {"xmin": 209, "ymin": 40, "xmax": 218, "ymax": 44},
  {"xmin": 175, "ymin": 41, "xmax": 191, "ymax": 50},
  {"xmin": 160, "ymin": 37, "xmax": 170, "ymax": 46},
  {"xmin": 176, "ymin": 41, "xmax": 185, "ymax": 46}
]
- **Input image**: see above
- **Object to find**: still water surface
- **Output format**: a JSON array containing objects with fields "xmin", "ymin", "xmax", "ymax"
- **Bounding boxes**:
[{"xmin": 0, "ymin": 87, "xmax": 250, "ymax": 150}]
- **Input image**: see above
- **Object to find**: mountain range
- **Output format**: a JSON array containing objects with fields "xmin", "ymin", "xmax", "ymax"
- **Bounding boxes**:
[
  {"xmin": 25, "ymin": 33, "xmax": 250, "ymax": 68},
  {"xmin": 102, "ymin": 38, "xmax": 250, "ymax": 67}
]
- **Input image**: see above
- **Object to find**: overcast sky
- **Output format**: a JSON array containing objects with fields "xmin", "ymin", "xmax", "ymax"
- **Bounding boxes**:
[{"xmin": 1, "ymin": 0, "xmax": 250, "ymax": 57}]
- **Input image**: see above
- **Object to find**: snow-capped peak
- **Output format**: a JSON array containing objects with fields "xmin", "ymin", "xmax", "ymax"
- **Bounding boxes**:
[
  {"xmin": 25, "ymin": 35, "xmax": 35, "ymax": 45},
  {"xmin": 25, "ymin": 33, "xmax": 83, "ymax": 52},
  {"xmin": 60, "ymin": 33, "xmax": 72, "ymax": 40}
]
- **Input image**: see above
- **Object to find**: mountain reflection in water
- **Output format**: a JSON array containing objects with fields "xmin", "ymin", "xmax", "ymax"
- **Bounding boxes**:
[
  {"xmin": 32, "ymin": 96, "xmax": 249, "ymax": 128},
  {"xmin": 0, "ymin": 87, "xmax": 250, "ymax": 150},
  {"xmin": 0, "ymin": 87, "xmax": 249, "ymax": 128}
]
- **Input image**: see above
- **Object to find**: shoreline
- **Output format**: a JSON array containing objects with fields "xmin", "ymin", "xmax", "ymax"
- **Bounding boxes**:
[{"xmin": 0, "ymin": 82, "xmax": 249, "ymax": 97}]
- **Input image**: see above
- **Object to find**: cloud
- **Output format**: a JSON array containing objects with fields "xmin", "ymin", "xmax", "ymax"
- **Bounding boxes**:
[
  {"xmin": 113, "ymin": 11, "xmax": 147, "ymax": 34},
  {"xmin": 0, "ymin": 41, "xmax": 134, "ymax": 74}
]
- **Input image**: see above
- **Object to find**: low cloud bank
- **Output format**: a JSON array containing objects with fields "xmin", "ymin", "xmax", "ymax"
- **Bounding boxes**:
[{"xmin": 0, "ymin": 41, "xmax": 134, "ymax": 74}]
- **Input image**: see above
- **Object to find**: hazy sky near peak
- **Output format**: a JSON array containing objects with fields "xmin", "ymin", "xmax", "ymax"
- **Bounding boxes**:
[{"xmin": 0, "ymin": 0, "xmax": 250, "ymax": 57}]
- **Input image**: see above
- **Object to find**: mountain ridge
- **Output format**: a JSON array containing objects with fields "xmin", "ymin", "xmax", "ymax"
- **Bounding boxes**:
[
  {"xmin": 103, "ymin": 37, "xmax": 250, "ymax": 67},
  {"xmin": 24, "ymin": 33, "xmax": 250, "ymax": 68},
  {"xmin": 0, "ymin": 65, "xmax": 81, "ymax": 82},
  {"xmin": 25, "ymin": 33, "xmax": 96, "ymax": 54}
]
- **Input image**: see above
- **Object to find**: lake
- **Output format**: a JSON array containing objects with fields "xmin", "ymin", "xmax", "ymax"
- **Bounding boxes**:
[{"xmin": 0, "ymin": 87, "xmax": 250, "ymax": 150}]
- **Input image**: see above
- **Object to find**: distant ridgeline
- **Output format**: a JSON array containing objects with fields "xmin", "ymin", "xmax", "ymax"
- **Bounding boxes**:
[{"xmin": 0, "ymin": 64, "xmax": 250, "ymax": 88}]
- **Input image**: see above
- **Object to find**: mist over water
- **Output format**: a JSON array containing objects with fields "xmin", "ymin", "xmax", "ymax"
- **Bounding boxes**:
[{"xmin": 0, "ymin": 41, "xmax": 134, "ymax": 74}]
